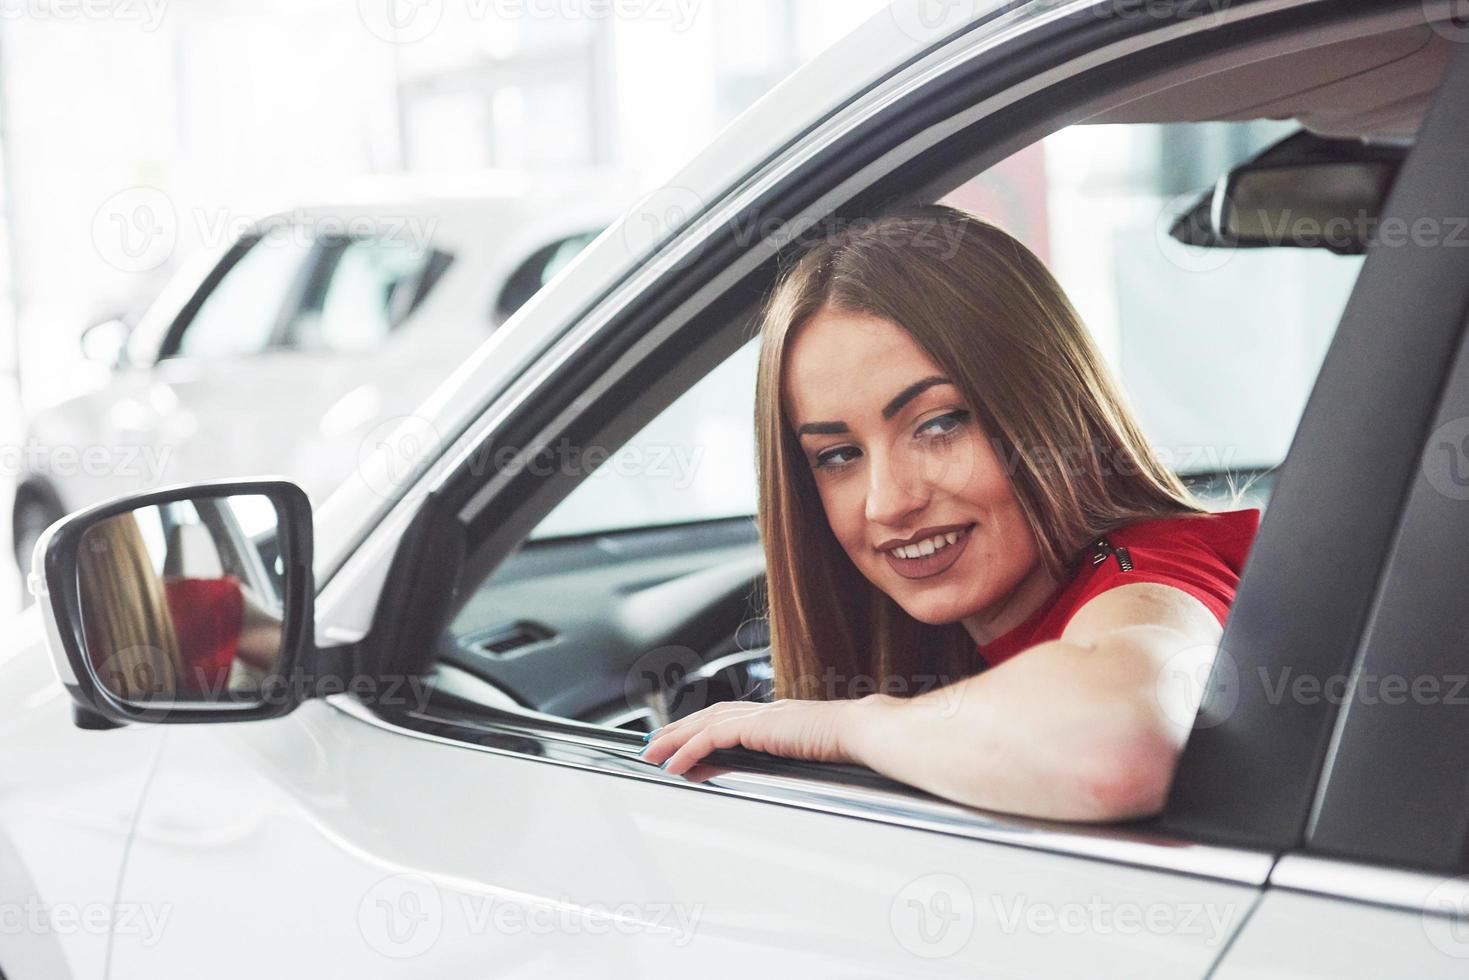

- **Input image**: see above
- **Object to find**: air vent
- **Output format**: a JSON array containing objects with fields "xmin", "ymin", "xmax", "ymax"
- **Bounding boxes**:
[{"xmin": 468, "ymin": 621, "xmax": 556, "ymax": 658}]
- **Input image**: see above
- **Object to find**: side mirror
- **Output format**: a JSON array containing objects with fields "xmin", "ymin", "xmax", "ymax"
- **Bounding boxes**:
[
  {"xmin": 29, "ymin": 479, "xmax": 315, "ymax": 725},
  {"xmin": 79, "ymin": 316, "xmax": 136, "ymax": 369}
]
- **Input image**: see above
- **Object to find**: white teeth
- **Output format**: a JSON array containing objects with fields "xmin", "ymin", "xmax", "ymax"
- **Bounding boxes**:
[{"xmin": 891, "ymin": 529, "xmax": 965, "ymax": 560}]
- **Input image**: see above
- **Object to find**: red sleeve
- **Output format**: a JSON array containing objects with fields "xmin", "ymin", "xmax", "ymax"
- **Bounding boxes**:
[
  {"xmin": 1068, "ymin": 530, "xmax": 1246, "ymax": 629},
  {"xmin": 163, "ymin": 576, "xmax": 244, "ymax": 694}
]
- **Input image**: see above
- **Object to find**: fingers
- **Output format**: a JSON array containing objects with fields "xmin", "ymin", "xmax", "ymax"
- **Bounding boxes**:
[
  {"xmin": 661, "ymin": 717, "xmax": 760, "ymax": 775},
  {"xmin": 646, "ymin": 699, "xmax": 773, "ymax": 743},
  {"xmin": 640, "ymin": 701, "xmax": 774, "ymax": 773}
]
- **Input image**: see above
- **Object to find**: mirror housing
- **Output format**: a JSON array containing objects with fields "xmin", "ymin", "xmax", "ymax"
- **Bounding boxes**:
[
  {"xmin": 1170, "ymin": 130, "xmax": 1406, "ymax": 256},
  {"xmin": 30, "ymin": 479, "xmax": 316, "ymax": 726},
  {"xmin": 79, "ymin": 315, "xmax": 136, "ymax": 370},
  {"xmin": 1213, "ymin": 160, "xmax": 1398, "ymax": 254}
]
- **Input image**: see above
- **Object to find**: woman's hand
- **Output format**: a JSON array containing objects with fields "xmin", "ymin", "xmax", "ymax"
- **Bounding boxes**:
[{"xmin": 639, "ymin": 698, "xmax": 867, "ymax": 775}]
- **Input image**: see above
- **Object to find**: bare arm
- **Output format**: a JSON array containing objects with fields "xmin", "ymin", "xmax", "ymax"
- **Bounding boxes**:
[
  {"xmin": 840, "ymin": 582, "xmax": 1223, "ymax": 821},
  {"xmin": 235, "ymin": 588, "xmax": 283, "ymax": 673},
  {"xmin": 643, "ymin": 582, "xmax": 1224, "ymax": 821}
]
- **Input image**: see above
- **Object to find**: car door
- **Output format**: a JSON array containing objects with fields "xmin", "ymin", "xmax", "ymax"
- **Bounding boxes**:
[
  {"xmin": 1208, "ymin": 36, "xmax": 1469, "ymax": 975},
  {"xmin": 100, "ymin": 2, "xmax": 1448, "ymax": 977}
]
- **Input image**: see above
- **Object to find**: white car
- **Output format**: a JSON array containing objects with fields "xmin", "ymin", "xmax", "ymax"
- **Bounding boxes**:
[
  {"xmin": 9, "ymin": 173, "xmax": 631, "ymax": 589},
  {"xmin": 6, "ymin": 1, "xmax": 1469, "ymax": 976}
]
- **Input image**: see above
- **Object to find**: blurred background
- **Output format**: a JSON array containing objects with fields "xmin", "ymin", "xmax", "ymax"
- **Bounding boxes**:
[
  {"xmin": 0, "ymin": 0, "xmax": 1359, "ymax": 615},
  {"xmin": 0, "ymin": 0, "xmax": 897, "ymax": 611}
]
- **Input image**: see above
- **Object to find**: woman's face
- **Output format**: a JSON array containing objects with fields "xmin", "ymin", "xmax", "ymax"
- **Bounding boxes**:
[{"xmin": 782, "ymin": 305, "xmax": 1055, "ymax": 640}]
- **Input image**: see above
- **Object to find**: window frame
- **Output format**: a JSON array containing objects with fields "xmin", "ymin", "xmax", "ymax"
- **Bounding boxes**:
[
  {"xmin": 157, "ymin": 231, "xmax": 315, "ymax": 361},
  {"xmin": 332, "ymin": 0, "xmax": 1446, "ymax": 870}
]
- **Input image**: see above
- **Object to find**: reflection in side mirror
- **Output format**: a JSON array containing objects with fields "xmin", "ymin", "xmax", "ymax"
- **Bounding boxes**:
[
  {"xmin": 77, "ymin": 496, "xmax": 285, "ymax": 704},
  {"xmin": 33, "ymin": 480, "xmax": 314, "ymax": 725}
]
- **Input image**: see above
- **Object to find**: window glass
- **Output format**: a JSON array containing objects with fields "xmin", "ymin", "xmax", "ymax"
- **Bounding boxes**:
[
  {"xmin": 979, "ymin": 121, "xmax": 1361, "ymax": 493},
  {"xmin": 530, "ymin": 120, "xmax": 1364, "ymax": 540},
  {"xmin": 532, "ymin": 339, "xmax": 759, "ymax": 539},
  {"xmin": 287, "ymin": 236, "xmax": 451, "ymax": 354},
  {"xmin": 174, "ymin": 229, "xmax": 312, "ymax": 359}
]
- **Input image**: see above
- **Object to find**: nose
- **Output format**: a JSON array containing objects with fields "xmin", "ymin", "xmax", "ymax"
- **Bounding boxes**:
[{"xmin": 864, "ymin": 445, "xmax": 928, "ymax": 528}]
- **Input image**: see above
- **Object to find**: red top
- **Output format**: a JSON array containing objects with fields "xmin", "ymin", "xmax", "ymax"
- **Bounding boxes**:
[
  {"xmin": 976, "ymin": 508, "xmax": 1261, "ymax": 668},
  {"xmin": 163, "ymin": 576, "xmax": 244, "ymax": 693}
]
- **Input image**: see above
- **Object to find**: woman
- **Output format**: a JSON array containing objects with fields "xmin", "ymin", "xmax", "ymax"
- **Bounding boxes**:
[{"xmin": 640, "ymin": 204, "xmax": 1260, "ymax": 822}]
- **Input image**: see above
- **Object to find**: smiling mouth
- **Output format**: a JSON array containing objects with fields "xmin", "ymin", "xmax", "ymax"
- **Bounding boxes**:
[{"xmin": 881, "ymin": 524, "xmax": 975, "ymax": 581}]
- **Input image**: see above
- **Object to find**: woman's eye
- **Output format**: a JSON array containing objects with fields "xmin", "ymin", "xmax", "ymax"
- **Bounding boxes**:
[
  {"xmin": 916, "ymin": 409, "xmax": 971, "ymax": 441},
  {"xmin": 814, "ymin": 446, "xmax": 861, "ymax": 470}
]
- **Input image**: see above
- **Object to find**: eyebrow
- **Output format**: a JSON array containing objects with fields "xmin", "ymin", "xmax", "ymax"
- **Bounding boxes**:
[{"xmin": 795, "ymin": 375, "xmax": 953, "ymax": 436}]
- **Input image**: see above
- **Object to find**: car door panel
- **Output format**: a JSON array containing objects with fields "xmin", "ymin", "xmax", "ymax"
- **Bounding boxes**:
[
  {"xmin": 0, "ymin": 610, "xmax": 166, "ymax": 979},
  {"xmin": 1211, "ymin": 890, "xmax": 1465, "ymax": 979},
  {"xmin": 108, "ymin": 699, "xmax": 1261, "ymax": 977}
]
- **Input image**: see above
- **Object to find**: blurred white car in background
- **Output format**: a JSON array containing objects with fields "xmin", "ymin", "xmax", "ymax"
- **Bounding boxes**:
[{"xmin": 9, "ymin": 172, "xmax": 633, "ymax": 590}]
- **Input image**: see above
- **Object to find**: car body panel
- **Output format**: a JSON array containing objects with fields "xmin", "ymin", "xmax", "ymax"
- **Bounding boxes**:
[
  {"xmin": 1211, "ymin": 889, "xmax": 1468, "ymax": 979},
  {"xmin": 106, "ymin": 697, "xmax": 1258, "ymax": 976},
  {"xmin": 0, "ymin": 607, "xmax": 166, "ymax": 976}
]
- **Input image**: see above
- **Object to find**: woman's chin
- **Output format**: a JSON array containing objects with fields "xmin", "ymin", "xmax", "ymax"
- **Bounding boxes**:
[{"xmin": 894, "ymin": 593, "xmax": 981, "ymax": 627}]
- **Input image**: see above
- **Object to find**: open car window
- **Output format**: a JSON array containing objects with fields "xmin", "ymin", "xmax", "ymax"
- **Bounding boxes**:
[
  {"xmin": 442, "ymin": 116, "xmax": 1369, "ymax": 731},
  {"xmin": 528, "ymin": 119, "xmax": 1363, "ymax": 546}
]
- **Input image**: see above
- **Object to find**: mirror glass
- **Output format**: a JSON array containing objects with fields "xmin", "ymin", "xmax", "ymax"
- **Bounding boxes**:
[
  {"xmin": 76, "ymin": 494, "xmax": 286, "ymax": 705},
  {"xmin": 1220, "ymin": 162, "xmax": 1397, "ymax": 249}
]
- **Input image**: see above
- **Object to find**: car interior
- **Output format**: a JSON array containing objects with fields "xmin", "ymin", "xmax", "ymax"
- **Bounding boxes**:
[{"xmin": 409, "ymin": 11, "xmax": 1451, "ymax": 748}]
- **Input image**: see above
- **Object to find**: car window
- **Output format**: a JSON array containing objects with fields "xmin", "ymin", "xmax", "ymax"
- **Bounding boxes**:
[
  {"xmin": 529, "ymin": 120, "xmax": 1363, "ymax": 541},
  {"xmin": 173, "ymin": 229, "xmax": 314, "ymax": 359},
  {"xmin": 440, "ymin": 116, "xmax": 1378, "ymax": 738},
  {"xmin": 494, "ymin": 230, "xmax": 602, "ymax": 324},
  {"xmin": 531, "ymin": 339, "xmax": 759, "ymax": 539},
  {"xmin": 286, "ymin": 235, "xmax": 454, "ymax": 354},
  {"xmin": 1020, "ymin": 122, "xmax": 1361, "ymax": 504}
]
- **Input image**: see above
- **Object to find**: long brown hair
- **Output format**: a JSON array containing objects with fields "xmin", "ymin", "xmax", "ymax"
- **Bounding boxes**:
[
  {"xmin": 756, "ymin": 204, "xmax": 1206, "ymax": 700},
  {"xmin": 78, "ymin": 513, "xmax": 184, "ymax": 700}
]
